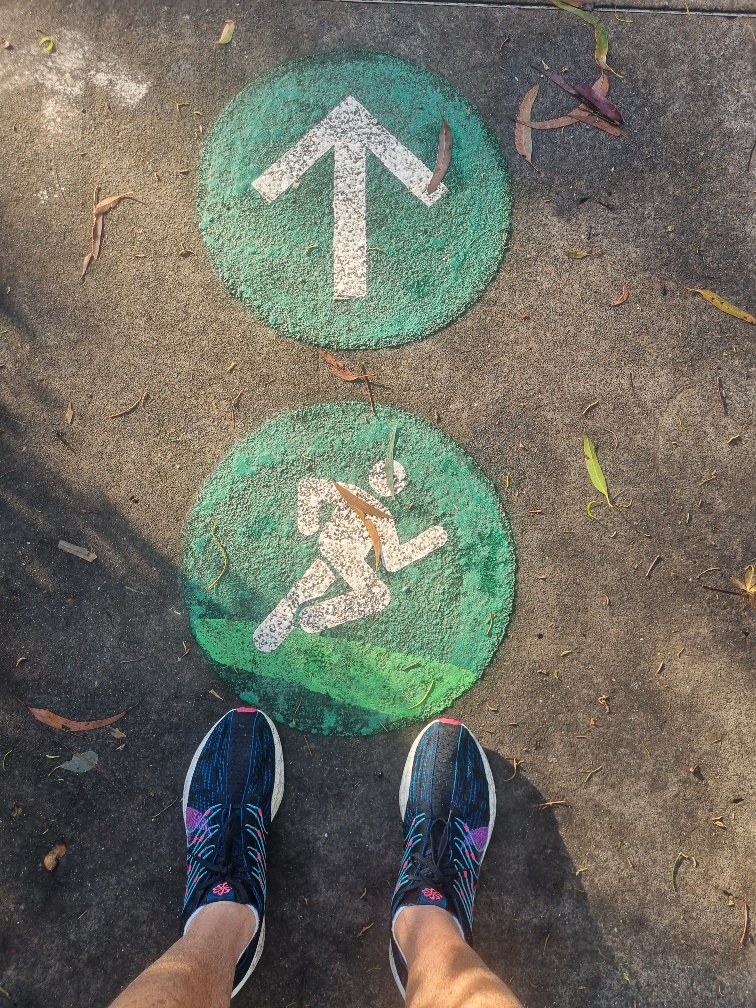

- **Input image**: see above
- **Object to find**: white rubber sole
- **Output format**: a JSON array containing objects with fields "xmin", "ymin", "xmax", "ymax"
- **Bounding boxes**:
[
  {"xmin": 391, "ymin": 719, "xmax": 497, "ymax": 1000},
  {"xmin": 389, "ymin": 936, "xmax": 407, "ymax": 1000},
  {"xmin": 182, "ymin": 708, "xmax": 285, "ymax": 998}
]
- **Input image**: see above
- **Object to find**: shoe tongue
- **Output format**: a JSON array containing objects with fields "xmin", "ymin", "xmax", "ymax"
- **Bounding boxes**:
[
  {"xmin": 205, "ymin": 879, "xmax": 237, "ymax": 903},
  {"xmin": 428, "ymin": 818, "xmax": 449, "ymax": 858},
  {"xmin": 203, "ymin": 810, "xmax": 243, "ymax": 905},
  {"xmin": 406, "ymin": 818, "xmax": 449, "ymax": 909}
]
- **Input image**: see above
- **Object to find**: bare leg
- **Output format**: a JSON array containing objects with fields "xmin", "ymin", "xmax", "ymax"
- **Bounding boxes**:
[
  {"xmin": 394, "ymin": 906, "xmax": 523, "ymax": 1008},
  {"xmin": 108, "ymin": 903, "xmax": 256, "ymax": 1008},
  {"xmin": 253, "ymin": 558, "xmax": 336, "ymax": 653}
]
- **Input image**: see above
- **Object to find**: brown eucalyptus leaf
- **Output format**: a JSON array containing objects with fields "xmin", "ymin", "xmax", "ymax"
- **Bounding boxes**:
[
  {"xmin": 515, "ymin": 85, "xmax": 540, "ymax": 166},
  {"xmin": 317, "ymin": 349, "xmax": 363, "ymax": 382},
  {"xmin": 26, "ymin": 705, "xmax": 126, "ymax": 732},
  {"xmin": 426, "ymin": 118, "xmax": 452, "ymax": 194},
  {"xmin": 91, "ymin": 213, "xmax": 104, "ymax": 260},
  {"xmin": 43, "ymin": 843, "xmax": 67, "ymax": 870},
  {"xmin": 94, "ymin": 192, "xmax": 135, "ymax": 215},
  {"xmin": 569, "ymin": 108, "xmax": 628, "ymax": 137},
  {"xmin": 332, "ymin": 482, "xmax": 391, "ymax": 521},
  {"xmin": 571, "ymin": 82, "xmax": 623, "ymax": 124}
]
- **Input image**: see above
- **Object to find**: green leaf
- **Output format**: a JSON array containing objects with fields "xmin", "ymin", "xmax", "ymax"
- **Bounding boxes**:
[
  {"xmin": 58, "ymin": 751, "xmax": 98, "ymax": 774},
  {"xmin": 385, "ymin": 425, "xmax": 398, "ymax": 498},
  {"xmin": 685, "ymin": 288, "xmax": 755, "ymax": 324},
  {"xmin": 550, "ymin": 0, "xmax": 616, "ymax": 75},
  {"xmin": 583, "ymin": 436, "xmax": 612, "ymax": 507},
  {"xmin": 214, "ymin": 18, "xmax": 235, "ymax": 44}
]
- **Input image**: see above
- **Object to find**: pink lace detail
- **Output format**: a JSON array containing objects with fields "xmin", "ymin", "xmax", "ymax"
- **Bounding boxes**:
[
  {"xmin": 421, "ymin": 887, "xmax": 443, "ymax": 901},
  {"xmin": 212, "ymin": 882, "xmax": 232, "ymax": 896},
  {"xmin": 438, "ymin": 718, "xmax": 461, "ymax": 725},
  {"xmin": 236, "ymin": 706, "xmax": 258, "ymax": 712}
]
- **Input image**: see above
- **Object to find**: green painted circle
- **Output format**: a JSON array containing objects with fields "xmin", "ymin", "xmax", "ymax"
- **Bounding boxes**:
[
  {"xmin": 197, "ymin": 50, "xmax": 512, "ymax": 350},
  {"xmin": 183, "ymin": 403, "xmax": 516, "ymax": 736}
]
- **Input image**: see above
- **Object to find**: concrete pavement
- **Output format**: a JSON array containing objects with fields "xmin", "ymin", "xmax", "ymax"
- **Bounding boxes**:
[{"xmin": 1, "ymin": 1, "xmax": 754, "ymax": 1005}]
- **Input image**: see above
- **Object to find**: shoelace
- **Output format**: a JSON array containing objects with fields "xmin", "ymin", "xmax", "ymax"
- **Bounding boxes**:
[
  {"xmin": 190, "ymin": 809, "xmax": 254, "ymax": 904},
  {"xmin": 404, "ymin": 817, "xmax": 457, "ymax": 895}
]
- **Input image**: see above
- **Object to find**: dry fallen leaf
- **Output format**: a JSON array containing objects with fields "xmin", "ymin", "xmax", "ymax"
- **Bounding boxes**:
[
  {"xmin": 94, "ymin": 192, "xmax": 135, "ymax": 215},
  {"xmin": 426, "ymin": 118, "xmax": 452, "ymax": 194},
  {"xmin": 572, "ymin": 82, "xmax": 623, "ymax": 124},
  {"xmin": 317, "ymin": 349, "xmax": 373, "ymax": 383},
  {"xmin": 610, "ymin": 285, "xmax": 629, "ymax": 306},
  {"xmin": 568, "ymin": 108, "xmax": 627, "ymax": 138},
  {"xmin": 110, "ymin": 727, "xmax": 127, "ymax": 739},
  {"xmin": 332, "ymin": 482, "xmax": 391, "ymax": 521},
  {"xmin": 65, "ymin": 402, "xmax": 74, "ymax": 426},
  {"xmin": 515, "ymin": 84, "xmax": 539, "ymax": 167},
  {"xmin": 564, "ymin": 248, "xmax": 595, "ymax": 259},
  {"xmin": 526, "ymin": 114, "xmax": 580, "ymax": 130},
  {"xmin": 58, "ymin": 540, "xmax": 97, "ymax": 562},
  {"xmin": 91, "ymin": 211, "xmax": 104, "ymax": 260},
  {"xmin": 525, "ymin": 73, "xmax": 626, "ymax": 139},
  {"xmin": 43, "ymin": 842, "xmax": 67, "ymax": 871},
  {"xmin": 25, "ymin": 705, "xmax": 126, "ymax": 732},
  {"xmin": 82, "ymin": 190, "xmax": 137, "ymax": 279},
  {"xmin": 540, "ymin": 69, "xmax": 623, "ymax": 126},
  {"xmin": 333, "ymin": 482, "xmax": 391, "ymax": 570},
  {"xmin": 686, "ymin": 288, "xmax": 755, "ymax": 324}
]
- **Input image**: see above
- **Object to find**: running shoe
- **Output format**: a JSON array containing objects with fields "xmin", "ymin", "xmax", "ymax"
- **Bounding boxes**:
[
  {"xmin": 181, "ymin": 707, "xmax": 284, "ymax": 997},
  {"xmin": 389, "ymin": 718, "xmax": 496, "ymax": 998}
]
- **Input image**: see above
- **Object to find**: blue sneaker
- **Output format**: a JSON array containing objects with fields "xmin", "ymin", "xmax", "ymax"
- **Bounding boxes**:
[
  {"xmin": 389, "ymin": 718, "xmax": 496, "ymax": 999},
  {"xmin": 181, "ymin": 707, "xmax": 284, "ymax": 997}
]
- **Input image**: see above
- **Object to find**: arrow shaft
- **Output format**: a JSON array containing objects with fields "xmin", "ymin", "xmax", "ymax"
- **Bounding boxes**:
[
  {"xmin": 333, "ymin": 142, "xmax": 367, "ymax": 299},
  {"xmin": 251, "ymin": 96, "xmax": 448, "ymax": 299}
]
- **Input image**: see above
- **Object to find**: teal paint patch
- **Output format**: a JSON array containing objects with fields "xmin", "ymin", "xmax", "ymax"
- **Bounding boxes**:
[
  {"xmin": 197, "ymin": 51, "xmax": 513, "ymax": 350},
  {"xmin": 182, "ymin": 403, "xmax": 516, "ymax": 735}
]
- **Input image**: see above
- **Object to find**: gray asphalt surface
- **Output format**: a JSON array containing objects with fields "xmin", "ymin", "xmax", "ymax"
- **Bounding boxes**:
[{"xmin": 1, "ymin": 1, "xmax": 754, "ymax": 1006}]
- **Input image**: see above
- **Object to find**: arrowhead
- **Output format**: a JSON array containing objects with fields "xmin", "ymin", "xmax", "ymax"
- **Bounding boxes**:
[{"xmin": 251, "ymin": 96, "xmax": 447, "ymax": 205}]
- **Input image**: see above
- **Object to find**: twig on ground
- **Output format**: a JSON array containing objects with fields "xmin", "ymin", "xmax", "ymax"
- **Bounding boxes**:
[
  {"xmin": 645, "ymin": 555, "xmax": 663, "ymax": 578},
  {"xmin": 151, "ymin": 797, "xmax": 180, "ymax": 820}
]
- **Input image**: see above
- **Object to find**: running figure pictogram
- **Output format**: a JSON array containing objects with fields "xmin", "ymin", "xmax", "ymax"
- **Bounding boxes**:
[{"xmin": 252, "ymin": 460, "xmax": 448, "ymax": 653}]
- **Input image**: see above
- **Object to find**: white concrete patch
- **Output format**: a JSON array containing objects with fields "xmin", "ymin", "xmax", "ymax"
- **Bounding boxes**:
[
  {"xmin": 252, "ymin": 96, "xmax": 448, "ymax": 299},
  {"xmin": 0, "ymin": 23, "xmax": 149, "ymax": 127},
  {"xmin": 90, "ymin": 70, "xmax": 149, "ymax": 106},
  {"xmin": 252, "ymin": 460, "xmax": 448, "ymax": 653}
]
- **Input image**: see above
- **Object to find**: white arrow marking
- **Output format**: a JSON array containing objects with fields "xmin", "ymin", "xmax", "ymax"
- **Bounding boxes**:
[{"xmin": 251, "ymin": 95, "xmax": 448, "ymax": 299}]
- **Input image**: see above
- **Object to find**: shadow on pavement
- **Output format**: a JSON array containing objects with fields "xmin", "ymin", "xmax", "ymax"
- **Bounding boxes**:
[{"xmin": 1, "ymin": 409, "xmax": 624, "ymax": 1008}]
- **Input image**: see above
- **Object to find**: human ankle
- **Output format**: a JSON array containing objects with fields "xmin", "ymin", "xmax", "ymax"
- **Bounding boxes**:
[
  {"xmin": 186, "ymin": 902, "xmax": 258, "ymax": 958},
  {"xmin": 394, "ymin": 905, "xmax": 463, "ymax": 964}
]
